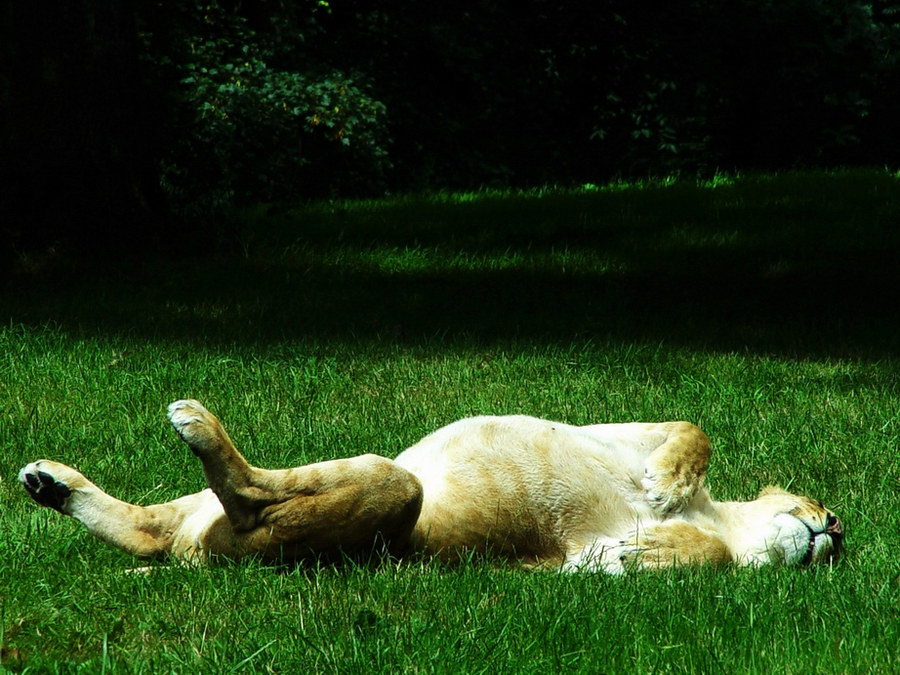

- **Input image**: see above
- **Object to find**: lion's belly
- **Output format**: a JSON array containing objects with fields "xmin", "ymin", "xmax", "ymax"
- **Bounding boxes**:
[
  {"xmin": 394, "ymin": 416, "xmax": 655, "ymax": 561},
  {"xmin": 169, "ymin": 489, "xmax": 235, "ymax": 562}
]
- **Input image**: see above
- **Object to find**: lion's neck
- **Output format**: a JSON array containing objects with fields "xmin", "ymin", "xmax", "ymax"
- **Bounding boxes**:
[{"xmin": 683, "ymin": 494, "xmax": 772, "ymax": 565}]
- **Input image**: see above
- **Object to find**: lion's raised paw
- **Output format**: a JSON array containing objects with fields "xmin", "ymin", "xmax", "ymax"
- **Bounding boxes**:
[
  {"xmin": 167, "ymin": 400, "xmax": 220, "ymax": 453},
  {"xmin": 18, "ymin": 461, "xmax": 75, "ymax": 513}
]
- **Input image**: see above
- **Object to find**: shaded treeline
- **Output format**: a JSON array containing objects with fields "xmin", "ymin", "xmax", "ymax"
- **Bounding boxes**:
[{"xmin": 1, "ymin": 0, "xmax": 899, "ymax": 257}]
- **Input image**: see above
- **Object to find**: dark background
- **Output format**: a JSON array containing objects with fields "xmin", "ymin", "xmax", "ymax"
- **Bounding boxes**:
[{"xmin": 2, "ymin": 0, "xmax": 899, "ymax": 259}]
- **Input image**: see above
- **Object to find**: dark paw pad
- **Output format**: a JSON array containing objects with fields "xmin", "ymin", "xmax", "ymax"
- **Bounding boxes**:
[{"xmin": 22, "ymin": 471, "xmax": 72, "ymax": 513}]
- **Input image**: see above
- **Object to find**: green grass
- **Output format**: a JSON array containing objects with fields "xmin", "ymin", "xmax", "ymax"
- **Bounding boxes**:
[{"xmin": 2, "ymin": 168, "xmax": 900, "ymax": 672}]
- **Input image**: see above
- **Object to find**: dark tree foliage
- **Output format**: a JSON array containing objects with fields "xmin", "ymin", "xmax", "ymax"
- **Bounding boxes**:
[
  {"xmin": 303, "ymin": 0, "xmax": 897, "ymax": 186},
  {"xmin": 136, "ymin": 0, "xmax": 391, "ymax": 215},
  {"xmin": 2, "ymin": 0, "xmax": 899, "ymax": 259}
]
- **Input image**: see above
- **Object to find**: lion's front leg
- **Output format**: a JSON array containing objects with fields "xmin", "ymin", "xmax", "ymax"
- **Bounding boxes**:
[
  {"xmin": 619, "ymin": 520, "xmax": 729, "ymax": 571},
  {"xmin": 18, "ymin": 460, "xmax": 199, "ymax": 559},
  {"xmin": 167, "ymin": 400, "xmax": 423, "ymax": 561},
  {"xmin": 641, "ymin": 422, "xmax": 711, "ymax": 515}
]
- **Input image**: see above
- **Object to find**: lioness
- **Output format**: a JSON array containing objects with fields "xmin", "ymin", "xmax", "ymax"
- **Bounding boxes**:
[{"xmin": 19, "ymin": 400, "xmax": 843, "ymax": 572}]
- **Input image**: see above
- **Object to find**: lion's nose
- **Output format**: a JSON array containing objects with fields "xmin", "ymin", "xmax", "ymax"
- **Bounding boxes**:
[{"xmin": 826, "ymin": 513, "xmax": 844, "ymax": 554}]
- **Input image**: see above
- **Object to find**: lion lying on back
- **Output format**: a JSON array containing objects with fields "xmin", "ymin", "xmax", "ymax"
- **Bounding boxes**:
[{"xmin": 19, "ymin": 400, "xmax": 843, "ymax": 572}]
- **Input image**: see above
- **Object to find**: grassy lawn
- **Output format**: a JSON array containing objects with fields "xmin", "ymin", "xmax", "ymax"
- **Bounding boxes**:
[{"xmin": 2, "ymin": 169, "xmax": 899, "ymax": 672}]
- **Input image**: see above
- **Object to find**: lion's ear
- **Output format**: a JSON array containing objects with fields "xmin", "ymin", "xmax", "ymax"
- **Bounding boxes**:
[{"xmin": 758, "ymin": 485, "xmax": 790, "ymax": 498}]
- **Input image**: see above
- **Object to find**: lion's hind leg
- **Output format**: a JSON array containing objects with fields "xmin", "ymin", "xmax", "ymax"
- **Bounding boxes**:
[
  {"xmin": 641, "ymin": 422, "xmax": 711, "ymax": 515},
  {"xmin": 18, "ymin": 460, "xmax": 197, "ymax": 559},
  {"xmin": 167, "ymin": 399, "xmax": 263, "ymax": 531},
  {"xmin": 167, "ymin": 400, "xmax": 423, "ymax": 561}
]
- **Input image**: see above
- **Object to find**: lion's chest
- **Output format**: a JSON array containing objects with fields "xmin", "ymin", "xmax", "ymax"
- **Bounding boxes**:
[{"xmin": 395, "ymin": 417, "xmax": 655, "ymax": 555}]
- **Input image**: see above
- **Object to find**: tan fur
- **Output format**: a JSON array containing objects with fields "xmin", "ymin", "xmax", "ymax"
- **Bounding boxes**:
[
  {"xmin": 393, "ymin": 415, "xmax": 842, "ymax": 571},
  {"xmin": 18, "ymin": 401, "xmax": 842, "ymax": 571}
]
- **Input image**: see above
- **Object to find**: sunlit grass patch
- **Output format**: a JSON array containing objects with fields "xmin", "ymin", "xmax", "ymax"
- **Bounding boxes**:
[{"xmin": 2, "ymin": 169, "xmax": 900, "ymax": 672}]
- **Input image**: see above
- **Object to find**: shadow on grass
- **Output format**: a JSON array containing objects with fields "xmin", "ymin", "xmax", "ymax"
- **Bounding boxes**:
[
  {"xmin": 4, "ymin": 170, "xmax": 900, "ymax": 359},
  {"xmin": 4, "ymin": 245, "xmax": 898, "ymax": 360}
]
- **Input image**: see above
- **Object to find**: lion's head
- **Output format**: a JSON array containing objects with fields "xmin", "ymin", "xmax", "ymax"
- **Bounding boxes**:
[{"xmin": 733, "ymin": 485, "xmax": 843, "ymax": 567}]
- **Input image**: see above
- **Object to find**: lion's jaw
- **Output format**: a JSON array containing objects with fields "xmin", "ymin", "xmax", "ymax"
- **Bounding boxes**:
[{"xmin": 707, "ymin": 486, "xmax": 843, "ymax": 567}]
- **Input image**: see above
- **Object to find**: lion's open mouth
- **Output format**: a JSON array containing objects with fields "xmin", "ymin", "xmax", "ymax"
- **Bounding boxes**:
[{"xmin": 801, "ymin": 514, "xmax": 843, "ymax": 565}]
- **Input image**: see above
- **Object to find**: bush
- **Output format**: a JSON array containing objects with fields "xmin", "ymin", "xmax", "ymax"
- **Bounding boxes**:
[{"xmin": 141, "ymin": 1, "xmax": 391, "ymax": 218}]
